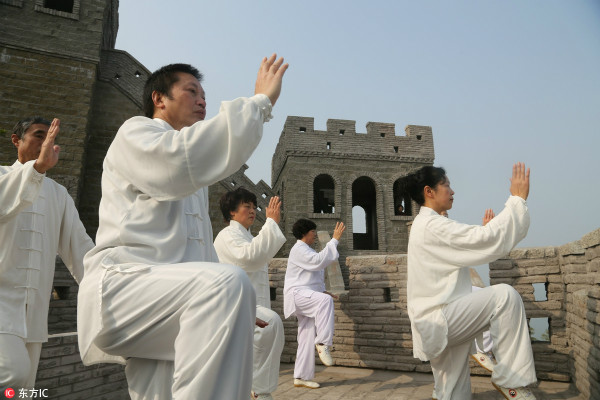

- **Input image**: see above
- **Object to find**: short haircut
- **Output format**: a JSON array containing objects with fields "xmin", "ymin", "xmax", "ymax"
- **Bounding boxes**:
[
  {"xmin": 404, "ymin": 166, "xmax": 447, "ymax": 205},
  {"xmin": 219, "ymin": 187, "xmax": 257, "ymax": 222},
  {"xmin": 143, "ymin": 63, "xmax": 203, "ymax": 118},
  {"xmin": 292, "ymin": 218, "xmax": 317, "ymax": 240},
  {"xmin": 12, "ymin": 116, "xmax": 51, "ymax": 139}
]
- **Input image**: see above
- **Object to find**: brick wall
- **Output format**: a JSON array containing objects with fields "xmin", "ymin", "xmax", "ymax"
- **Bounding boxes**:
[
  {"xmin": 36, "ymin": 333, "xmax": 128, "ymax": 400},
  {"xmin": 559, "ymin": 230, "xmax": 599, "ymax": 398},
  {"xmin": 0, "ymin": 46, "xmax": 97, "ymax": 201},
  {"xmin": 0, "ymin": 0, "xmax": 109, "ymax": 63},
  {"xmin": 489, "ymin": 228, "xmax": 600, "ymax": 395}
]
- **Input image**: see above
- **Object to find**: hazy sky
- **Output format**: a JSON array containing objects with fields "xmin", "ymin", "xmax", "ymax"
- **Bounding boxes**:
[{"xmin": 115, "ymin": 1, "xmax": 600, "ymax": 260}]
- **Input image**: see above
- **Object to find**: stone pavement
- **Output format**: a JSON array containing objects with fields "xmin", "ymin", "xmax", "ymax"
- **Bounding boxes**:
[{"xmin": 272, "ymin": 363, "xmax": 582, "ymax": 399}]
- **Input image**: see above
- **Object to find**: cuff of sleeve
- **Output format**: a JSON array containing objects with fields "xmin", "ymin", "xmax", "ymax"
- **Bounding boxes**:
[
  {"xmin": 25, "ymin": 160, "xmax": 45, "ymax": 181},
  {"xmin": 252, "ymin": 94, "xmax": 273, "ymax": 123},
  {"xmin": 330, "ymin": 238, "xmax": 339, "ymax": 246},
  {"xmin": 507, "ymin": 195, "xmax": 526, "ymax": 206}
]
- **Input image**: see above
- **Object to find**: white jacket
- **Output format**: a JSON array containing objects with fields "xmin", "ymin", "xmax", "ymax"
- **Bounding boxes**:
[
  {"xmin": 0, "ymin": 160, "xmax": 93, "ymax": 342},
  {"xmin": 78, "ymin": 94, "xmax": 272, "ymax": 365},
  {"xmin": 283, "ymin": 239, "xmax": 339, "ymax": 318},
  {"xmin": 213, "ymin": 219, "xmax": 286, "ymax": 309},
  {"xmin": 407, "ymin": 196, "xmax": 529, "ymax": 360}
]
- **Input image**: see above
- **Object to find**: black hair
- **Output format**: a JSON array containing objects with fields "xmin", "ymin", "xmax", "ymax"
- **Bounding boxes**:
[
  {"xmin": 292, "ymin": 218, "xmax": 317, "ymax": 240},
  {"xmin": 404, "ymin": 166, "xmax": 447, "ymax": 205},
  {"xmin": 143, "ymin": 63, "xmax": 203, "ymax": 118},
  {"xmin": 12, "ymin": 116, "xmax": 51, "ymax": 139},
  {"xmin": 219, "ymin": 187, "xmax": 257, "ymax": 222}
]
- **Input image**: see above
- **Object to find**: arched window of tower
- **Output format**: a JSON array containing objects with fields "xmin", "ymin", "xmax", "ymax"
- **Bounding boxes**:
[
  {"xmin": 393, "ymin": 177, "xmax": 412, "ymax": 216},
  {"xmin": 313, "ymin": 174, "xmax": 335, "ymax": 213},
  {"xmin": 352, "ymin": 177, "xmax": 378, "ymax": 250}
]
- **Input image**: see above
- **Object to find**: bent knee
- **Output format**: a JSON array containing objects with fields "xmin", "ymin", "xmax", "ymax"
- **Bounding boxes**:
[
  {"xmin": 494, "ymin": 283, "xmax": 523, "ymax": 305},
  {"xmin": 203, "ymin": 263, "xmax": 254, "ymax": 294}
]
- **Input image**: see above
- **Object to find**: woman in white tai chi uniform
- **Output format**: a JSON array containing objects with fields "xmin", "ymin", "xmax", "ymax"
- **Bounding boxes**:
[
  {"xmin": 406, "ymin": 163, "xmax": 537, "ymax": 400},
  {"xmin": 283, "ymin": 219, "xmax": 345, "ymax": 389},
  {"xmin": 214, "ymin": 188, "xmax": 286, "ymax": 400}
]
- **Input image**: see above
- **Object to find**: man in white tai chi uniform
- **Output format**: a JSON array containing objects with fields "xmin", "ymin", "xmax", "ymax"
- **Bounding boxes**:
[
  {"xmin": 283, "ymin": 219, "xmax": 345, "ymax": 389},
  {"xmin": 77, "ymin": 55, "xmax": 288, "ymax": 400},
  {"xmin": 214, "ymin": 188, "xmax": 286, "ymax": 400},
  {"xmin": 406, "ymin": 163, "xmax": 537, "ymax": 400},
  {"xmin": 0, "ymin": 117, "xmax": 93, "ymax": 392}
]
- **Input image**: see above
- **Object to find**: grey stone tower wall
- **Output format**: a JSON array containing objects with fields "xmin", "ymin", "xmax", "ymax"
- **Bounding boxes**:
[
  {"xmin": 271, "ymin": 116, "xmax": 433, "ymax": 285},
  {"xmin": 0, "ymin": 0, "xmax": 117, "ymax": 201}
]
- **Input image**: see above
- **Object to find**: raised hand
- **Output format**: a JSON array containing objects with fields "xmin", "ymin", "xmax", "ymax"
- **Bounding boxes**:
[
  {"xmin": 482, "ymin": 208, "xmax": 495, "ymax": 226},
  {"xmin": 509, "ymin": 162, "xmax": 530, "ymax": 200},
  {"xmin": 265, "ymin": 196, "xmax": 282, "ymax": 224},
  {"xmin": 254, "ymin": 53, "xmax": 289, "ymax": 106},
  {"xmin": 34, "ymin": 118, "xmax": 61, "ymax": 174},
  {"xmin": 332, "ymin": 221, "xmax": 346, "ymax": 241}
]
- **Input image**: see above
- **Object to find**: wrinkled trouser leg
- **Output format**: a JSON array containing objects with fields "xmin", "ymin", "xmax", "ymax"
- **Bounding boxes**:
[
  {"xmin": 0, "ymin": 334, "xmax": 42, "ymax": 391},
  {"xmin": 95, "ymin": 262, "xmax": 256, "ymax": 400},
  {"xmin": 253, "ymin": 306, "xmax": 284, "ymax": 395},
  {"xmin": 292, "ymin": 291, "xmax": 334, "ymax": 380},
  {"xmin": 125, "ymin": 359, "xmax": 174, "ymax": 400},
  {"xmin": 432, "ymin": 284, "xmax": 536, "ymax": 400}
]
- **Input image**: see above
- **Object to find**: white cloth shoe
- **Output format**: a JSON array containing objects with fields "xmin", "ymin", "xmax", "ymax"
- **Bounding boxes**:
[
  {"xmin": 471, "ymin": 351, "xmax": 496, "ymax": 372},
  {"xmin": 315, "ymin": 343, "xmax": 333, "ymax": 366},
  {"xmin": 293, "ymin": 378, "xmax": 320, "ymax": 389},
  {"xmin": 492, "ymin": 382, "xmax": 536, "ymax": 399},
  {"xmin": 251, "ymin": 391, "xmax": 274, "ymax": 400}
]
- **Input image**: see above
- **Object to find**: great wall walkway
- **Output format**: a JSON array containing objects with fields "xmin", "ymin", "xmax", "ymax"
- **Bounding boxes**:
[{"xmin": 272, "ymin": 363, "xmax": 582, "ymax": 400}]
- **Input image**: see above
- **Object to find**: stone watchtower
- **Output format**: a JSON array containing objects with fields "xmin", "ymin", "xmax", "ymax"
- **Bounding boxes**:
[{"xmin": 271, "ymin": 116, "xmax": 435, "ymax": 274}]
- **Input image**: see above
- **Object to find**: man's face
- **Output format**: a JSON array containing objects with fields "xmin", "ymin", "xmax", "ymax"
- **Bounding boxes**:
[
  {"xmin": 12, "ymin": 123, "xmax": 49, "ymax": 163},
  {"xmin": 157, "ymin": 72, "xmax": 206, "ymax": 130},
  {"xmin": 230, "ymin": 202, "xmax": 257, "ymax": 230}
]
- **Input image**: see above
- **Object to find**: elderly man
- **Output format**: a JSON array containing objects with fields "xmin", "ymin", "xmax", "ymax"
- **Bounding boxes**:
[
  {"xmin": 0, "ymin": 117, "xmax": 94, "ymax": 391},
  {"xmin": 78, "ymin": 55, "xmax": 288, "ymax": 400},
  {"xmin": 214, "ymin": 188, "xmax": 286, "ymax": 400}
]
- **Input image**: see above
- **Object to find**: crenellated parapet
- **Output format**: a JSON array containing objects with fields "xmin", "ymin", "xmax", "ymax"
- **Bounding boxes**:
[{"xmin": 272, "ymin": 116, "xmax": 434, "ymax": 185}]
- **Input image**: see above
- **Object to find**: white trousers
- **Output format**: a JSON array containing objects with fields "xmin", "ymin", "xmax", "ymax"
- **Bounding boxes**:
[
  {"xmin": 95, "ymin": 262, "xmax": 256, "ymax": 400},
  {"xmin": 124, "ymin": 305, "xmax": 284, "ymax": 399},
  {"xmin": 292, "ymin": 290, "xmax": 334, "ymax": 380},
  {"xmin": 0, "ymin": 334, "xmax": 42, "ymax": 390},
  {"xmin": 431, "ymin": 284, "xmax": 537, "ymax": 400},
  {"xmin": 253, "ymin": 305, "xmax": 284, "ymax": 395},
  {"xmin": 472, "ymin": 286, "xmax": 493, "ymax": 353}
]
